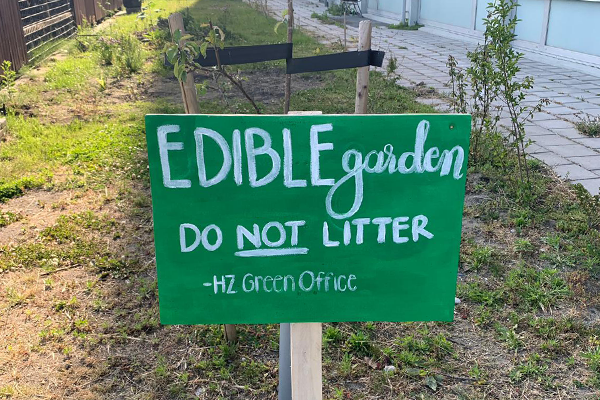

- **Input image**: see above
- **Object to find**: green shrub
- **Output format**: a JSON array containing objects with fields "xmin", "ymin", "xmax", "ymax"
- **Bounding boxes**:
[
  {"xmin": 327, "ymin": 4, "xmax": 345, "ymax": 16},
  {"xmin": 114, "ymin": 33, "xmax": 144, "ymax": 74},
  {"xmin": 95, "ymin": 36, "xmax": 119, "ymax": 65}
]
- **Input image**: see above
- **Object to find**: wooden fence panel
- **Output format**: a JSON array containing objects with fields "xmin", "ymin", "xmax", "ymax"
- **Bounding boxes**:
[
  {"xmin": 0, "ymin": 0, "xmax": 28, "ymax": 70},
  {"xmin": 19, "ymin": 0, "xmax": 76, "ymax": 62}
]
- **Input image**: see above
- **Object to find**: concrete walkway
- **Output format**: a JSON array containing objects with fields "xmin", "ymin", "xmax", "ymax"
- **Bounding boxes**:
[{"xmin": 261, "ymin": 0, "xmax": 600, "ymax": 194}]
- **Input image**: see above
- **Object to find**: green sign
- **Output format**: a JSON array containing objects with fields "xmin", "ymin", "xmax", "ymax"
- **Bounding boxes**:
[{"xmin": 145, "ymin": 114, "xmax": 471, "ymax": 325}]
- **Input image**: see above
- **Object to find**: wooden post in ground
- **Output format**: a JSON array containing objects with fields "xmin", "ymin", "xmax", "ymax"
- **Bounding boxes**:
[
  {"xmin": 168, "ymin": 12, "xmax": 236, "ymax": 344},
  {"xmin": 291, "ymin": 323, "xmax": 322, "ymax": 399},
  {"xmin": 284, "ymin": 0, "xmax": 294, "ymax": 114},
  {"xmin": 168, "ymin": 13, "xmax": 201, "ymax": 115},
  {"xmin": 354, "ymin": 20, "xmax": 372, "ymax": 114},
  {"xmin": 278, "ymin": 111, "xmax": 322, "ymax": 400}
]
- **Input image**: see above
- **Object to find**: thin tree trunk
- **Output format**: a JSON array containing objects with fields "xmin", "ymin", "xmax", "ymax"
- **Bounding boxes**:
[{"xmin": 284, "ymin": 0, "xmax": 294, "ymax": 114}]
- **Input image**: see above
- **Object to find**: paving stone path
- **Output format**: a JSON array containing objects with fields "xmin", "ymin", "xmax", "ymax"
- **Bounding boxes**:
[{"xmin": 259, "ymin": 0, "xmax": 600, "ymax": 194}]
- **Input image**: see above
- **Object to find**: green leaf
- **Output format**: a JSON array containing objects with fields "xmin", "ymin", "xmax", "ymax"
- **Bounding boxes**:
[
  {"xmin": 173, "ymin": 59, "xmax": 181, "ymax": 80},
  {"xmin": 181, "ymin": 34, "xmax": 193, "ymax": 41},
  {"xmin": 166, "ymin": 47, "xmax": 178, "ymax": 63},
  {"xmin": 215, "ymin": 27, "xmax": 225, "ymax": 41},
  {"xmin": 281, "ymin": 9, "xmax": 288, "ymax": 18},
  {"xmin": 425, "ymin": 376, "xmax": 438, "ymax": 391},
  {"xmin": 208, "ymin": 30, "xmax": 216, "ymax": 44},
  {"xmin": 274, "ymin": 21, "xmax": 283, "ymax": 34},
  {"xmin": 200, "ymin": 42, "xmax": 209, "ymax": 58},
  {"xmin": 186, "ymin": 42, "xmax": 200, "ymax": 57},
  {"xmin": 173, "ymin": 29, "xmax": 182, "ymax": 43}
]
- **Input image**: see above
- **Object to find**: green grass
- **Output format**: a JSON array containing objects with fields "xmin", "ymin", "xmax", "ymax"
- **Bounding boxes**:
[
  {"xmin": 291, "ymin": 69, "xmax": 434, "ymax": 114},
  {"xmin": 44, "ymin": 53, "xmax": 100, "ymax": 90}
]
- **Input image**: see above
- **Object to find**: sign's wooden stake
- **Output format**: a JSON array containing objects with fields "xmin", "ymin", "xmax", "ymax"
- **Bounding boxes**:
[
  {"xmin": 284, "ymin": 0, "xmax": 294, "ymax": 114},
  {"xmin": 354, "ymin": 20, "xmax": 372, "ymax": 114},
  {"xmin": 286, "ymin": 111, "xmax": 323, "ymax": 400},
  {"xmin": 168, "ymin": 13, "xmax": 201, "ymax": 115},
  {"xmin": 291, "ymin": 323, "xmax": 322, "ymax": 400},
  {"xmin": 169, "ymin": 12, "xmax": 236, "ymax": 344}
]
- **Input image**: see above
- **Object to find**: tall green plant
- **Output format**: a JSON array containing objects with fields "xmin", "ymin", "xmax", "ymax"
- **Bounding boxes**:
[
  {"xmin": 447, "ymin": 0, "xmax": 548, "ymax": 187},
  {"xmin": 466, "ymin": 31, "xmax": 501, "ymax": 165},
  {"xmin": 484, "ymin": 0, "xmax": 548, "ymax": 183},
  {"xmin": 0, "ymin": 60, "xmax": 17, "ymax": 108}
]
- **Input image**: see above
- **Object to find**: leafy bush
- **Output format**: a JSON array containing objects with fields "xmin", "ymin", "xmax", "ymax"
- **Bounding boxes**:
[
  {"xmin": 114, "ymin": 33, "xmax": 144, "ymax": 74},
  {"xmin": 96, "ymin": 36, "xmax": 119, "ymax": 65},
  {"xmin": 327, "ymin": 4, "xmax": 345, "ymax": 16}
]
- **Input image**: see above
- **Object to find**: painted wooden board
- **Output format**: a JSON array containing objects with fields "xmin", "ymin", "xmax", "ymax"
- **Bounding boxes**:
[{"xmin": 145, "ymin": 114, "xmax": 471, "ymax": 324}]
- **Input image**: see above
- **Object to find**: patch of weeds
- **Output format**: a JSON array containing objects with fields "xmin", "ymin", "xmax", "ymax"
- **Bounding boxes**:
[
  {"xmin": 339, "ymin": 352, "xmax": 353, "ymax": 377},
  {"xmin": 154, "ymin": 354, "xmax": 170, "ymax": 383},
  {"xmin": 473, "ymin": 305, "xmax": 493, "ymax": 326},
  {"xmin": 0, "ymin": 211, "xmax": 22, "ymax": 227},
  {"xmin": 528, "ymin": 316, "xmax": 585, "ymax": 341},
  {"xmin": 509, "ymin": 354, "xmax": 551, "ymax": 385},
  {"xmin": 456, "ymin": 281, "xmax": 504, "ymax": 307},
  {"xmin": 346, "ymin": 331, "xmax": 373, "ymax": 357},
  {"xmin": 575, "ymin": 115, "xmax": 600, "ymax": 138},
  {"xmin": 239, "ymin": 359, "xmax": 269, "ymax": 386},
  {"xmin": 311, "ymin": 12, "xmax": 336, "ymax": 25},
  {"xmin": 505, "ymin": 265, "xmax": 570, "ymax": 311},
  {"xmin": 130, "ymin": 309, "xmax": 160, "ymax": 333},
  {"xmin": 323, "ymin": 326, "xmax": 343, "ymax": 348},
  {"xmin": 386, "ymin": 54, "xmax": 399, "ymax": 79},
  {"xmin": 583, "ymin": 346, "xmax": 600, "ymax": 383},
  {"xmin": 514, "ymin": 238, "xmax": 534, "ymax": 254},
  {"xmin": 113, "ymin": 33, "xmax": 145, "ymax": 75},
  {"xmin": 395, "ymin": 332, "xmax": 454, "ymax": 368},
  {"xmin": 468, "ymin": 362, "xmax": 487, "ymax": 382},
  {"xmin": 54, "ymin": 296, "xmax": 78, "ymax": 312},
  {"xmin": 573, "ymin": 183, "xmax": 600, "ymax": 230},
  {"xmin": 388, "ymin": 22, "xmax": 423, "ymax": 30},
  {"xmin": 6, "ymin": 287, "xmax": 30, "ymax": 308},
  {"xmin": 326, "ymin": 4, "xmax": 345, "ymax": 16},
  {"xmin": 39, "ymin": 327, "xmax": 65, "ymax": 343},
  {"xmin": 42, "ymin": 212, "xmax": 117, "ymax": 244},
  {"xmin": 0, "ymin": 115, "xmax": 145, "ymax": 196},
  {"xmin": 467, "ymin": 244, "xmax": 496, "ymax": 271},
  {"xmin": 495, "ymin": 323, "xmax": 522, "ymax": 350}
]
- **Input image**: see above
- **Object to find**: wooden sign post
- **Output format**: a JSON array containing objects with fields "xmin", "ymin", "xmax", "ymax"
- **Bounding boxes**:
[{"xmin": 286, "ymin": 112, "xmax": 323, "ymax": 400}]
